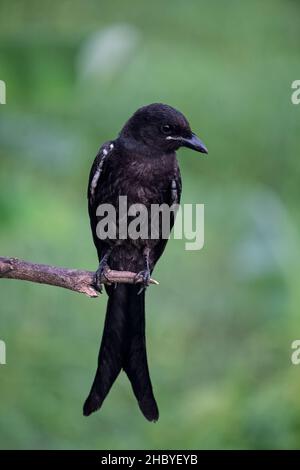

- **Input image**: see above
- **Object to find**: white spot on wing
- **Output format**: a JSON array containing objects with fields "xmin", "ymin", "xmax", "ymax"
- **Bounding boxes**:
[{"xmin": 90, "ymin": 143, "xmax": 113, "ymax": 199}]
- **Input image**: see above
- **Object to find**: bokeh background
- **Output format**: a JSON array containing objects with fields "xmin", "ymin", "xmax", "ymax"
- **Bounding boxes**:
[{"xmin": 0, "ymin": 0, "xmax": 300, "ymax": 450}]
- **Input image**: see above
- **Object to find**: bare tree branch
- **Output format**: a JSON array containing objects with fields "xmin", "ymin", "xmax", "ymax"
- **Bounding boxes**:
[{"xmin": 0, "ymin": 257, "xmax": 158, "ymax": 298}]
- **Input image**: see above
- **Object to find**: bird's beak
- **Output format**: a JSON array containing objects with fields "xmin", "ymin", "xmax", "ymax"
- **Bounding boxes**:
[{"xmin": 181, "ymin": 133, "xmax": 208, "ymax": 154}]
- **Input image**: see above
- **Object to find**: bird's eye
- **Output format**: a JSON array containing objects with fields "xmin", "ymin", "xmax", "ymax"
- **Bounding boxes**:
[{"xmin": 161, "ymin": 124, "xmax": 173, "ymax": 135}]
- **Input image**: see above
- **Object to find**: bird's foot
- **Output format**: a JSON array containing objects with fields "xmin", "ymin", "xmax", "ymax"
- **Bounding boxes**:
[
  {"xmin": 134, "ymin": 269, "xmax": 151, "ymax": 295},
  {"xmin": 93, "ymin": 262, "xmax": 111, "ymax": 294}
]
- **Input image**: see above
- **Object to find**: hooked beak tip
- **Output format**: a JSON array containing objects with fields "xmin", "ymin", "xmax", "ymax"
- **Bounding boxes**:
[
  {"xmin": 182, "ymin": 133, "xmax": 208, "ymax": 154},
  {"xmin": 199, "ymin": 143, "xmax": 208, "ymax": 154}
]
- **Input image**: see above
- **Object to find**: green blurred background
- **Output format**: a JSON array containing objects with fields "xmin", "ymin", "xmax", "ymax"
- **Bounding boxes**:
[{"xmin": 1, "ymin": 0, "xmax": 300, "ymax": 450}]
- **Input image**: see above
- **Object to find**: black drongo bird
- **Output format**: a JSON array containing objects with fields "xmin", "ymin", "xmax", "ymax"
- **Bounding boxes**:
[{"xmin": 84, "ymin": 103, "xmax": 207, "ymax": 421}]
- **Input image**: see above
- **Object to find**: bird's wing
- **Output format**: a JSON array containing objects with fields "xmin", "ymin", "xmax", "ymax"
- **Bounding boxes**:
[
  {"xmin": 171, "ymin": 166, "xmax": 182, "ymax": 206},
  {"xmin": 151, "ymin": 164, "xmax": 182, "ymax": 266},
  {"xmin": 87, "ymin": 141, "xmax": 115, "ymax": 258},
  {"xmin": 87, "ymin": 141, "xmax": 115, "ymax": 203}
]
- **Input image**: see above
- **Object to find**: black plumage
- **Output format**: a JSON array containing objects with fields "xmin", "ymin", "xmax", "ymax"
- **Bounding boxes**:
[{"xmin": 83, "ymin": 103, "xmax": 207, "ymax": 421}]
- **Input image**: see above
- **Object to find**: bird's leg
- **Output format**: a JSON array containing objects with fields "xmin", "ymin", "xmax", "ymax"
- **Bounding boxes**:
[
  {"xmin": 135, "ymin": 247, "xmax": 151, "ymax": 295},
  {"xmin": 94, "ymin": 248, "xmax": 112, "ymax": 293}
]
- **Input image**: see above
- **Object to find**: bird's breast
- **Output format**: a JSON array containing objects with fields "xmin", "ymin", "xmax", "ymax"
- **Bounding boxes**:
[{"xmin": 123, "ymin": 154, "xmax": 175, "ymax": 201}]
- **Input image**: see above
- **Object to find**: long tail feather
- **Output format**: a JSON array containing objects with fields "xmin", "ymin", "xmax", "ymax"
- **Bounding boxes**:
[
  {"xmin": 123, "ymin": 286, "xmax": 159, "ymax": 421},
  {"xmin": 83, "ymin": 284, "xmax": 159, "ymax": 421}
]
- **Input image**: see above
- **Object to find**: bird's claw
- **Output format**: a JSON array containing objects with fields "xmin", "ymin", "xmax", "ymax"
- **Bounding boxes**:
[
  {"xmin": 134, "ymin": 270, "xmax": 151, "ymax": 295},
  {"xmin": 93, "ymin": 263, "xmax": 110, "ymax": 294}
]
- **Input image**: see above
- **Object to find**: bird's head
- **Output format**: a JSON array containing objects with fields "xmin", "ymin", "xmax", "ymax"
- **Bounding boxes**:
[{"xmin": 119, "ymin": 103, "xmax": 208, "ymax": 155}]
